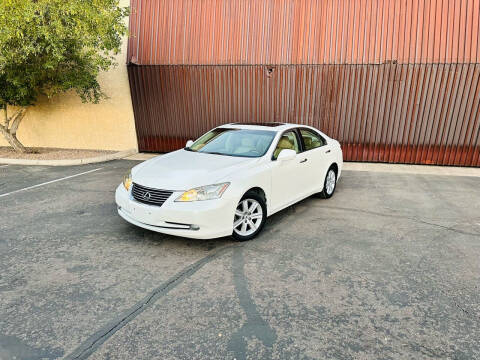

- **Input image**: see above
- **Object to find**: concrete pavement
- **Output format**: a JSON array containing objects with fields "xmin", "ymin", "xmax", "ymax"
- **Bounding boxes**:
[{"xmin": 1, "ymin": 161, "xmax": 479, "ymax": 359}]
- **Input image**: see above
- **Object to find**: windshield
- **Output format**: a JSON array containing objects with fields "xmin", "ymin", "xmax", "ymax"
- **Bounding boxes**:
[{"xmin": 187, "ymin": 128, "xmax": 276, "ymax": 158}]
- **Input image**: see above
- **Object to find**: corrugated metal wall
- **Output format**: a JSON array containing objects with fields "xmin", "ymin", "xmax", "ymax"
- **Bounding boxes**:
[
  {"xmin": 128, "ymin": 64, "xmax": 480, "ymax": 166},
  {"xmin": 127, "ymin": 0, "xmax": 480, "ymax": 166},
  {"xmin": 128, "ymin": 0, "xmax": 480, "ymax": 65}
]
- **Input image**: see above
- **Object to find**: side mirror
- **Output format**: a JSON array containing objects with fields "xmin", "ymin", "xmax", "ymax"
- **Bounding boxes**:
[
  {"xmin": 277, "ymin": 149, "xmax": 296, "ymax": 161},
  {"xmin": 185, "ymin": 140, "xmax": 194, "ymax": 148}
]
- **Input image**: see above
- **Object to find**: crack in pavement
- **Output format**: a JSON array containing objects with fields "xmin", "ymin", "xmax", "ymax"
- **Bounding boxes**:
[
  {"xmin": 227, "ymin": 247, "xmax": 277, "ymax": 360},
  {"xmin": 321, "ymin": 206, "xmax": 480, "ymax": 323},
  {"xmin": 64, "ymin": 203, "xmax": 298, "ymax": 360},
  {"xmin": 321, "ymin": 205, "xmax": 480, "ymax": 237},
  {"xmin": 65, "ymin": 244, "xmax": 237, "ymax": 360}
]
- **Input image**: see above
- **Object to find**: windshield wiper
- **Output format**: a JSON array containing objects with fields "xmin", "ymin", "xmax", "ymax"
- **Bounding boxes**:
[
  {"xmin": 203, "ymin": 151, "xmax": 235, "ymax": 157},
  {"xmin": 184, "ymin": 147, "xmax": 196, "ymax": 152}
]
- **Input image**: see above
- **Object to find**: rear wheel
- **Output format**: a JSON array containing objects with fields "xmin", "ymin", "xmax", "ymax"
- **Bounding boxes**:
[
  {"xmin": 232, "ymin": 192, "xmax": 267, "ymax": 241},
  {"xmin": 318, "ymin": 168, "xmax": 337, "ymax": 199}
]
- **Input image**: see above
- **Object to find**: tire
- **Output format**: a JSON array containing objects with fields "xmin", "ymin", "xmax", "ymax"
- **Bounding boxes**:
[
  {"xmin": 232, "ymin": 191, "xmax": 267, "ymax": 241},
  {"xmin": 318, "ymin": 167, "xmax": 337, "ymax": 199}
]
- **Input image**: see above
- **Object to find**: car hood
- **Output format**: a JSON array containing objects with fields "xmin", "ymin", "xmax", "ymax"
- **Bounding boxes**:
[{"xmin": 132, "ymin": 150, "xmax": 259, "ymax": 190}]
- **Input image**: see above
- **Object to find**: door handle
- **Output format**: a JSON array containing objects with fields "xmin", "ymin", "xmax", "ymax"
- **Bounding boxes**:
[
  {"xmin": 325, "ymin": 150, "xmax": 331, "ymax": 154},
  {"xmin": 300, "ymin": 158, "xmax": 308, "ymax": 163}
]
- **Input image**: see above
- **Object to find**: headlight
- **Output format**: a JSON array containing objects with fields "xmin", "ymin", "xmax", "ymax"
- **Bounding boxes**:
[
  {"xmin": 176, "ymin": 183, "xmax": 230, "ymax": 202},
  {"xmin": 123, "ymin": 171, "xmax": 132, "ymax": 191}
]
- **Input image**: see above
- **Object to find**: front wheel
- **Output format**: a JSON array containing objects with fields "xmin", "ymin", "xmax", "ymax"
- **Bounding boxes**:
[
  {"xmin": 232, "ymin": 192, "xmax": 267, "ymax": 241},
  {"xmin": 318, "ymin": 168, "xmax": 337, "ymax": 199}
]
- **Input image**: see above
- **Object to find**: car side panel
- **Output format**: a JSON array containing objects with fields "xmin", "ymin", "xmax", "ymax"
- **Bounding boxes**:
[
  {"xmin": 217, "ymin": 160, "xmax": 273, "ymax": 215},
  {"xmin": 300, "ymin": 146, "xmax": 326, "ymax": 194}
]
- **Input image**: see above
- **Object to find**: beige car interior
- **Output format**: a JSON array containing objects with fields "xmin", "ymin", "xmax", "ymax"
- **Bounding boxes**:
[
  {"xmin": 301, "ymin": 130, "xmax": 324, "ymax": 150},
  {"xmin": 193, "ymin": 128, "xmax": 323, "ymax": 158},
  {"xmin": 273, "ymin": 132, "xmax": 299, "ymax": 159},
  {"xmin": 230, "ymin": 136, "xmax": 255, "ymax": 154}
]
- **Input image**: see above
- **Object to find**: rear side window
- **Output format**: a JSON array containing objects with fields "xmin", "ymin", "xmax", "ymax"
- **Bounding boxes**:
[{"xmin": 300, "ymin": 129, "xmax": 325, "ymax": 151}]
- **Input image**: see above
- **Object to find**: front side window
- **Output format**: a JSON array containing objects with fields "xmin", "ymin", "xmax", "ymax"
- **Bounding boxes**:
[
  {"xmin": 273, "ymin": 131, "xmax": 300, "ymax": 160},
  {"xmin": 188, "ymin": 128, "xmax": 276, "ymax": 158},
  {"xmin": 300, "ymin": 129, "xmax": 325, "ymax": 151}
]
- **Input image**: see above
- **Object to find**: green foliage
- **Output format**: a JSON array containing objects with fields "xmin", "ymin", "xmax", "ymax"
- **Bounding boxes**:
[{"xmin": 0, "ymin": 0, "xmax": 129, "ymax": 108}]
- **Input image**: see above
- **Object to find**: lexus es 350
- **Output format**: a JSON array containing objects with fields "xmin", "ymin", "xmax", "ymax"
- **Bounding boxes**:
[{"xmin": 116, "ymin": 123, "xmax": 343, "ymax": 241}]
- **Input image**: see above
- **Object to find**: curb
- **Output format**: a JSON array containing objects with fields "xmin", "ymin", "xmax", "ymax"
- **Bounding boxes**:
[
  {"xmin": 123, "ymin": 153, "xmax": 162, "ymax": 161},
  {"xmin": 0, "ymin": 149, "xmax": 138, "ymax": 166},
  {"xmin": 343, "ymin": 162, "xmax": 480, "ymax": 177}
]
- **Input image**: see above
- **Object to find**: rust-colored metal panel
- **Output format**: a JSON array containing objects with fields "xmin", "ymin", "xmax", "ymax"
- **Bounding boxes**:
[
  {"xmin": 126, "ymin": 0, "xmax": 480, "ymax": 166},
  {"xmin": 128, "ymin": 0, "xmax": 480, "ymax": 65},
  {"xmin": 128, "ymin": 64, "xmax": 480, "ymax": 166}
]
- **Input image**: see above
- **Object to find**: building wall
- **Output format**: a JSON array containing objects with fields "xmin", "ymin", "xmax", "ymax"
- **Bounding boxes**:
[
  {"xmin": 0, "ymin": 0, "xmax": 138, "ymax": 151},
  {"xmin": 127, "ymin": 0, "xmax": 480, "ymax": 166},
  {"xmin": 129, "ymin": 64, "xmax": 480, "ymax": 166},
  {"xmin": 128, "ymin": 0, "xmax": 480, "ymax": 65}
]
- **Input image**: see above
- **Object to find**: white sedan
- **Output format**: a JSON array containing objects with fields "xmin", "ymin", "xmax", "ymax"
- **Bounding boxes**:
[{"xmin": 116, "ymin": 123, "xmax": 343, "ymax": 241}]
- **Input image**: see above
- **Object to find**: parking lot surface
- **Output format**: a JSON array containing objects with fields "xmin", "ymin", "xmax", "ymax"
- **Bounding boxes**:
[{"xmin": 1, "ymin": 160, "xmax": 479, "ymax": 360}]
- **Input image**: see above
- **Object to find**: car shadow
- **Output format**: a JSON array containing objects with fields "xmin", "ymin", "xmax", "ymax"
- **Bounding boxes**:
[
  {"xmin": 125, "ymin": 222, "xmax": 235, "ymax": 251},
  {"xmin": 262, "ymin": 195, "xmax": 320, "ymax": 229},
  {"xmin": 124, "ymin": 194, "xmax": 328, "ymax": 250}
]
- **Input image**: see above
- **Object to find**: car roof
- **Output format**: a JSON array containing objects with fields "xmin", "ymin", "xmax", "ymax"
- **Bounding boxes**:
[{"xmin": 218, "ymin": 122, "xmax": 306, "ymax": 132}]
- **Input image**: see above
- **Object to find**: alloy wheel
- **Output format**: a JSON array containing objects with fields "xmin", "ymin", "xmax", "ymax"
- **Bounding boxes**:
[
  {"xmin": 233, "ymin": 199, "xmax": 263, "ymax": 237},
  {"xmin": 326, "ymin": 169, "xmax": 336, "ymax": 195}
]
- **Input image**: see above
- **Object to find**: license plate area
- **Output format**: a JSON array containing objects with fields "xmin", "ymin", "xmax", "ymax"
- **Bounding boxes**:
[{"xmin": 129, "ymin": 202, "xmax": 159, "ymax": 224}]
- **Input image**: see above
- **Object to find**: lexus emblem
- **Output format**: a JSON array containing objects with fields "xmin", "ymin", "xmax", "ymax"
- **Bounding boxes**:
[{"xmin": 143, "ymin": 191, "xmax": 151, "ymax": 200}]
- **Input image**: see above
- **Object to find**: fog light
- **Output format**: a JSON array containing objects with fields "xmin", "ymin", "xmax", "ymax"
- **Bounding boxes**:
[{"xmin": 190, "ymin": 225, "xmax": 200, "ymax": 231}]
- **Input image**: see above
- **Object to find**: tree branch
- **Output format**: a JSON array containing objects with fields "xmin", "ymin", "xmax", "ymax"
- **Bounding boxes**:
[
  {"xmin": 9, "ymin": 107, "xmax": 27, "ymax": 135},
  {"xmin": 2, "ymin": 104, "xmax": 8, "ymax": 128},
  {"xmin": 0, "ymin": 122, "xmax": 28, "ymax": 153}
]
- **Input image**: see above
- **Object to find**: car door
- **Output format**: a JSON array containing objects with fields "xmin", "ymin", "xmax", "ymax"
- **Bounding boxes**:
[
  {"xmin": 269, "ymin": 130, "xmax": 305, "ymax": 212},
  {"xmin": 298, "ymin": 128, "xmax": 331, "ymax": 193}
]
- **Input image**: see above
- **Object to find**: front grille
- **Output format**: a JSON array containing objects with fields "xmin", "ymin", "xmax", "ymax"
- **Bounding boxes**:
[{"xmin": 131, "ymin": 183, "xmax": 174, "ymax": 207}]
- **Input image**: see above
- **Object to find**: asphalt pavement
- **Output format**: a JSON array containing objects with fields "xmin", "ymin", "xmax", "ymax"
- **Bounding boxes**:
[{"xmin": 1, "ymin": 160, "xmax": 479, "ymax": 359}]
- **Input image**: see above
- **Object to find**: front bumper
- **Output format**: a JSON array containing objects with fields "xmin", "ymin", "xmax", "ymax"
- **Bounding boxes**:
[{"xmin": 115, "ymin": 185, "xmax": 236, "ymax": 239}]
